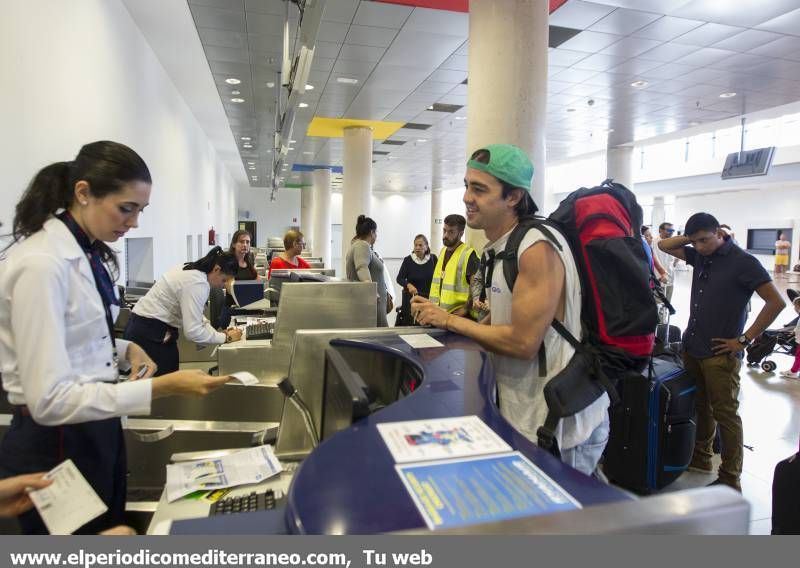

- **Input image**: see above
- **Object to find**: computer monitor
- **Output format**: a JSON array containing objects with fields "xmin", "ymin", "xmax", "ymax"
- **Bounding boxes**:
[
  {"xmin": 321, "ymin": 347, "xmax": 372, "ymax": 441},
  {"xmin": 268, "ymin": 270, "xmax": 331, "ymax": 305},
  {"xmin": 230, "ymin": 280, "xmax": 265, "ymax": 307}
]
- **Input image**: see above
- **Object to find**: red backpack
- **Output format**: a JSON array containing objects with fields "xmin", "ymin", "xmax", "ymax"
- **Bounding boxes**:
[{"xmin": 482, "ymin": 180, "xmax": 659, "ymax": 455}]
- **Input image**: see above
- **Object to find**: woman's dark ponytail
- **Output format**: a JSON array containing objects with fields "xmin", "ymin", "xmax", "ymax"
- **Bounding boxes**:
[
  {"xmin": 13, "ymin": 162, "xmax": 74, "ymax": 242},
  {"xmin": 184, "ymin": 246, "xmax": 239, "ymax": 275},
  {"xmin": 5, "ymin": 141, "xmax": 151, "ymax": 279}
]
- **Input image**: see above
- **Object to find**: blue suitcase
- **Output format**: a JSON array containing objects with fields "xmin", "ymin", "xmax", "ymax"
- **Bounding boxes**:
[{"xmin": 604, "ymin": 356, "xmax": 697, "ymax": 494}]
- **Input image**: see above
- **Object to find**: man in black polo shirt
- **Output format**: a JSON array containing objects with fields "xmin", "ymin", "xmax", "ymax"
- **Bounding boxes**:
[{"xmin": 659, "ymin": 213, "xmax": 785, "ymax": 491}]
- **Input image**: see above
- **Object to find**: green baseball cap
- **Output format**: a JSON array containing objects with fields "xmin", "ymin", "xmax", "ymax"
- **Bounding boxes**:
[{"xmin": 466, "ymin": 144, "xmax": 534, "ymax": 192}]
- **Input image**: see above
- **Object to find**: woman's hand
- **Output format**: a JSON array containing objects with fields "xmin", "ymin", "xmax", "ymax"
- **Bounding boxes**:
[
  {"xmin": 125, "ymin": 343, "xmax": 157, "ymax": 380},
  {"xmin": 0, "ymin": 473, "xmax": 52, "ymax": 518},
  {"xmin": 406, "ymin": 283, "xmax": 418, "ymax": 296},
  {"xmin": 152, "ymin": 370, "xmax": 231, "ymax": 399},
  {"xmin": 225, "ymin": 328, "xmax": 243, "ymax": 343}
]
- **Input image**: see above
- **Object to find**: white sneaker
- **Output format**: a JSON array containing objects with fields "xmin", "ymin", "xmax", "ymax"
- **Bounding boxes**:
[{"xmin": 779, "ymin": 371, "xmax": 798, "ymax": 379}]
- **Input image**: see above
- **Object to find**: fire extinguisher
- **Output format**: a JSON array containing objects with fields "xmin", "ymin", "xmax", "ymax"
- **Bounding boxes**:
[{"xmin": 208, "ymin": 226, "xmax": 216, "ymax": 246}]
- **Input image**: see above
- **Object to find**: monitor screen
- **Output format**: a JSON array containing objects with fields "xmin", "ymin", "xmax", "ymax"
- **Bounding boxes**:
[
  {"xmin": 231, "ymin": 280, "xmax": 264, "ymax": 307},
  {"xmin": 321, "ymin": 347, "xmax": 372, "ymax": 441}
]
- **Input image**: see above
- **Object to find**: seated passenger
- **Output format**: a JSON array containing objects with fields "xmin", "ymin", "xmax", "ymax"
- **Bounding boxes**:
[
  {"xmin": 268, "ymin": 229, "xmax": 310, "ymax": 277},
  {"xmin": 412, "ymin": 144, "xmax": 609, "ymax": 476}
]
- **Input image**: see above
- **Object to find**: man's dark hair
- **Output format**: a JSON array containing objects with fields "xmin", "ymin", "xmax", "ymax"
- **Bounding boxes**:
[
  {"xmin": 658, "ymin": 222, "xmax": 673, "ymax": 231},
  {"xmin": 684, "ymin": 212, "xmax": 720, "ymax": 236},
  {"xmin": 468, "ymin": 148, "xmax": 538, "ymax": 217},
  {"xmin": 641, "ymin": 225, "xmax": 650, "ymax": 236},
  {"xmin": 443, "ymin": 214, "xmax": 466, "ymax": 231}
]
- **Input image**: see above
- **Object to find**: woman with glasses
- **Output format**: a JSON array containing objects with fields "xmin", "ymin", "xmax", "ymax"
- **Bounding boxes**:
[{"xmin": 268, "ymin": 229, "xmax": 310, "ymax": 278}]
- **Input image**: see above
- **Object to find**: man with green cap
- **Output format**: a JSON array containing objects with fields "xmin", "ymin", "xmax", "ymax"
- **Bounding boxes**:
[{"xmin": 412, "ymin": 144, "xmax": 610, "ymax": 476}]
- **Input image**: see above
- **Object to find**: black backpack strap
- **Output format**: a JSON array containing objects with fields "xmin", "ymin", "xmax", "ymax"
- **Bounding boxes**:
[
  {"xmin": 550, "ymin": 320, "xmax": 620, "ymax": 406},
  {"xmin": 500, "ymin": 217, "xmax": 562, "ymax": 294},
  {"xmin": 537, "ymin": 412, "xmax": 561, "ymax": 459}
]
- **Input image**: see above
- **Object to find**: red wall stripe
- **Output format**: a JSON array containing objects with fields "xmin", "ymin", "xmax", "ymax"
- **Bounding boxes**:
[{"xmin": 374, "ymin": 0, "xmax": 570, "ymax": 14}]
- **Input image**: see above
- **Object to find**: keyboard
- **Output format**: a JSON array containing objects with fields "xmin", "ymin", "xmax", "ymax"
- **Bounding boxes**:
[
  {"xmin": 209, "ymin": 490, "xmax": 277, "ymax": 516},
  {"xmin": 246, "ymin": 322, "xmax": 274, "ymax": 340}
]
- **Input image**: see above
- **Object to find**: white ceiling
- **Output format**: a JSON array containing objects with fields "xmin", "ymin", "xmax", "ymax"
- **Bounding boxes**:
[{"xmin": 183, "ymin": 0, "xmax": 800, "ymax": 192}]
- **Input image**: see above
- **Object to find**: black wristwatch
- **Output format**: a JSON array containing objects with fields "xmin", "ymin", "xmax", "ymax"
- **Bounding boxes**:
[{"xmin": 737, "ymin": 334, "xmax": 751, "ymax": 346}]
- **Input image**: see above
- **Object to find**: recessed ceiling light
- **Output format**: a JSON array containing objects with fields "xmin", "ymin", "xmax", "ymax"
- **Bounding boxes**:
[
  {"xmin": 299, "ymin": 103, "xmax": 308, "ymax": 108},
  {"xmin": 417, "ymin": 139, "xmax": 427, "ymax": 143},
  {"xmin": 225, "ymin": 78, "xmax": 241, "ymax": 85},
  {"xmin": 719, "ymin": 92, "xmax": 737, "ymax": 98},
  {"xmin": 305, "ymin": 84, "xmax": 314, "ymax": 90},
  {"xmin": 231, "ymin": 98, "xmax": 245, "ymax": 103},
  {"xmin": 427, "ymin": 106, "xmax": 434, "ymax": 110},
  {"xmin": 336, "ymin": 77, "xmax": 358, "ymax": 84},
  {"xmin": 566, "ymin": 108, "xmax": 576, "ymax": 112},
  {"xmin": 231, "ymin": 90, "xmax": 241, "ymax": 95},
  {"xmin": 247, "ymin": 161, "xmax": 255, "ymax": 165},
  {"xmin": 248, "ymin": 166, "xmax": 256, "ymax": 170},
  {"xmin": 251, "ymin": 176, "xmax": 258, "ymax": 180},
  {"xmin": 243, "ymin": 143, "xmax": 252, "ymax": 148},
  {"xmin": 266, "ymin": 82, "xmax": 275, "ymax": 88},
  {"xmin": 630, "ymin": 80, "xmax": 648, "ymax": 88},
  {"xmin": 454, "ymin": 116, "xmax": 467, "ymax": 120},
  {"xmin": 303, "ymin": 151, "xmax": 313, "ymax": 155},
  {"xmin": 290, "ymin": 140, "xmax": 296, "ymax": 143},
  {"xmin": 241, "ymin": 136, "xmax": 252, "ymax": 141}
]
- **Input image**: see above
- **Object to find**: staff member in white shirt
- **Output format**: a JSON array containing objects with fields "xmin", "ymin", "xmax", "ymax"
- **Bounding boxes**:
[
  {"xmin": 0, "ymin": 141, "xmax": 231, "ymax": 534},
  {"xmin": 124, "ymin": 247, "xmax": 243, "ymax": 375}
]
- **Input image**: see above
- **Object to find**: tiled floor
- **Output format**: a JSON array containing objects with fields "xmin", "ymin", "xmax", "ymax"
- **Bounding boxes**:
[{"xmin": 649, "ymin": 268, "xmax": 800, "ymax": 535}]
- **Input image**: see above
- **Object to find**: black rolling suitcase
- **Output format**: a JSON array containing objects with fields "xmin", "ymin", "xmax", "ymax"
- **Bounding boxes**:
[
  {"xmin": 604, "ymin": 356, "xmax": 696, "ymax": 494},
  {"xmin": 772, "ymin": 445, "xmax": 800, "ymax": 534}
]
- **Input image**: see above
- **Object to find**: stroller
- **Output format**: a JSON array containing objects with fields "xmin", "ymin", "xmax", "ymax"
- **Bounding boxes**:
[{"xmin": 746, "ymin": 289, "xmax": 799, "ymax": 372}]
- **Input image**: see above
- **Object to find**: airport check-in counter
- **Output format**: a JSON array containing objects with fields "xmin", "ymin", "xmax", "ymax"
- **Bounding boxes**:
[
  {"xmin": 218, "ymin": 281, "xmax": 375, "ymax": 384},
  {"xmin": 98, "ymin": 280, "xmax": 375, "ymax": 531},
  {"xmin": 145, "ymin": 328, "xmax": 749, "ymax": 535}
]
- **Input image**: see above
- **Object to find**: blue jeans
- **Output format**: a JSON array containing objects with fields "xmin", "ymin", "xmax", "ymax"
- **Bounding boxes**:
[{"xmin": 561, "ymin": 414, "xmax": 610, "ymax": 477}]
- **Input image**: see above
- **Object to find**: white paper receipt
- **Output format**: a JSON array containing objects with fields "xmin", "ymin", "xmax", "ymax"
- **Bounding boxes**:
[
  {"xmin": 229, "ymin": 371, "xmax": 260, "ymax": 386},
  {"xmin": 28, "ymin": 459, "xmax": 108, "ymax": 535},
  {"xmin": 399, "ymin": 334, "xmax": 445, "ymax": 349}
]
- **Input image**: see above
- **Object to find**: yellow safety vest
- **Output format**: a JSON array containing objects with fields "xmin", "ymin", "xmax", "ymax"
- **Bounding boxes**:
[{"xmin": 429, "ymin": 243, "xmax": 475, "ymax": 313}]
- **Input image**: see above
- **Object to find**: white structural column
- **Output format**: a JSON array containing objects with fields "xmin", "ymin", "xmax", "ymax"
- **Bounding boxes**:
[
  {"xmin": 342, "ymin": 126, "xmax": 373, "ymax": 274},
  {"xmin": 606, "ymin": 146, "xmax": 635, "ymax": 189},
  {"xmin": 300, "ymin": 183, "xmax": 314, "ymax": 249},
  {"xmin": 651, "ymin": 196, "xmax": 666, "ymax": 229},
  {"xmin": 466, "ymin": 0, "xmax": 549, "ymax": 252},
  {"xmin": 311, "ymin": 168, "xmax": 332, "ymax": 268},
  {"xmin": 430, "ymin": 143, "xmax": 444, "ymax": 253},
  {"xmin": 431, "ymin": 189, "xmax": 444, "ymax": 254}
]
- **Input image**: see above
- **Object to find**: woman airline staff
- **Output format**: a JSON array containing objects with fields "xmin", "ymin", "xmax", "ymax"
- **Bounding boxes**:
[
  {"xmin": 124, "ymin": 247, "xmax": 243, "ymax": 375},
  {"xmin": 218, "ymin": 229, "xmax": 260, "ymax": 327},
  {"xmin": 0, "ymin": 141, "xmax": 230, "ymax": 534}
]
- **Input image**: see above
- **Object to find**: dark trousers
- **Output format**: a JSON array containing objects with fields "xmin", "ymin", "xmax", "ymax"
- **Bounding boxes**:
[
  {"xmin": 124, "ymin": 313, "xmax": 179, "ymax": 376},
  {"xmin": 0, "ymin": 411, "xmax": 127, "ymax": 534}
]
